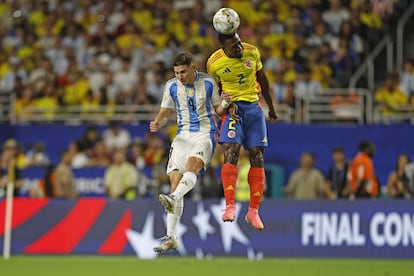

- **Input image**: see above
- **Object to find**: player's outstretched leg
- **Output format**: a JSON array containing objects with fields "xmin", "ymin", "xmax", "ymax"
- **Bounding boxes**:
[
  {"xmin": 159, "ymin": 194, "xmax": 176, "ymax": 213},
  {"xmin": 245, "ymin": 167, "xmax": 265, "ymax": 230},
  {"xmin": 221, "ymin": 163, "xmax": 238, "ymax": 222},
  {"xmin": 153, "ymin": 235, "xmax": 178, "ymax": 253}
]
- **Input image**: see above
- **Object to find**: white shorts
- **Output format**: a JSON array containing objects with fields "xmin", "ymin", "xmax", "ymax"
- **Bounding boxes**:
[{"xmin": 166, "ymin": 132, "xmax": 215, "ymax": 175}]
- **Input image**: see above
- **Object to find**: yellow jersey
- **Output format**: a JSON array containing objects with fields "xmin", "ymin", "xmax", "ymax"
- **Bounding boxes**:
[{"xmin": 207, "ymin": 43, "xmax": 262, "ymax": 102}]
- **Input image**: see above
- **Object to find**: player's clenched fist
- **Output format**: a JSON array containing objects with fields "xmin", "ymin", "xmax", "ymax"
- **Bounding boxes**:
[{"xmin": 149, "ymin": 120, "xmax": 159, "ymax": 132}]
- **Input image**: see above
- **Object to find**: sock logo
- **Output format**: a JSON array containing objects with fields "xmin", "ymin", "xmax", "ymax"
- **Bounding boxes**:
[
  {"xmin": 226, "ymin": 185, "xmax": 234, "ymax": 191},
  {"xmin": 253, "ymin": 191, "xmax": 261, "ymax": 196}
]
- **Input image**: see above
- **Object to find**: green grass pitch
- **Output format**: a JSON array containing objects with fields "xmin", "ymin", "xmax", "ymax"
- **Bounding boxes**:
[{"xmin": 0, "ymin": 256, "xmax": 413, "ymax": 276}]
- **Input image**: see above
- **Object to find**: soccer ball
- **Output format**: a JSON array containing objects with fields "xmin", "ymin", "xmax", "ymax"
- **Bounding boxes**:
[{"xmin": 212, "ymin": 8, "xmax": 240, "ymax": 35}]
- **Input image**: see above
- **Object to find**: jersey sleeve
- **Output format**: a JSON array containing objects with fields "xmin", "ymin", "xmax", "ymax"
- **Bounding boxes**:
[
  {"xmin": 208, "ymin": 67, "xmax": 219, "ymax": 84},
  {"xmin": 160, "ymin": 82, "xmax": 176, "ymax": 109},
  {"xmin": 207, "ymin": 57, "xmax": 220, "ymax": 84}
]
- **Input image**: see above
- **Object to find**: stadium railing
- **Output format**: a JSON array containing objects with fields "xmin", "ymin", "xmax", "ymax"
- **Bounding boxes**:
[
  {"xmin": 349, "ymin": 35, "xmax": 393, "ymax": 92},
  {"xmin": 10, "ymin": 104, "xmax": 158, "ymax": 125},
  {"xmin": 9, "ymin": 102, "xmax": 295, "ymax": 125},
  {"xmin": 373, "ymin": 104, "xmax": 414, "ymax": 124},
  {"xmin": 298, "ymin": 88, "xmax": 373, "ymax": 125}
]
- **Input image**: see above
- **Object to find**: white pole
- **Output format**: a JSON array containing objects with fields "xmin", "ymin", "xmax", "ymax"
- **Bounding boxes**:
[{"xmin": 3, "ymin": 160, "xmax": 15, "ymax": 260}]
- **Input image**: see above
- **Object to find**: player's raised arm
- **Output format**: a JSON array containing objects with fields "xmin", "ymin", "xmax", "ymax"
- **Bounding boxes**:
[
  {"xmin": 149, "ymin": 107, "xmax": 171, "ymax": 132},
  {"xmin": 256, "ymin": 69, "xmax": 278, "ymax": 121}
]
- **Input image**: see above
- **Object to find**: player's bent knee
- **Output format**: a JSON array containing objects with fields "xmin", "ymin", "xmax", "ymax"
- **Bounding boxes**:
[
  {"xmin": 185, "ymin": 156, "xmax": 205, "ymax": 174},
  {"xmin": 249, "ymin": 149, "xmax": 264, "ymax": 167}
]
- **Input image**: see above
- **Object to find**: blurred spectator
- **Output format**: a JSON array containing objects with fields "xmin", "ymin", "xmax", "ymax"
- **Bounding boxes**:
[
  {"xmin": 102, "ymin": 121, "xmax": 131, "ymax": 153},
  {"xmin": 80, "ymin": 89, "xmax": 100, "ymax": 115},
  {"xmin": 88, "ymin": 139, "xmax": 111, "ymax": 167},
  {"xmin": 292, "ymin": 34, "xmax": 308, "ymax": 67},
  {"xmin": 62, "ymin": 67, "xmax": 90, "ymax": 105},
  {"xmin": 403, "ymin": 153, "xmax": 414, "ymax": 197},
  {"xmin": 270, "ymin": 70, "xmax": 288, "ymax": 103},
  {"xmin": 76, "ymin": 125, "xmax": 100, "ymax": 157},
  {"xmin": 14, "ymin": 86, "xmax": 35, "ymax": 120},
  {"xmin": 338, "ymin": 20, "xmax": 364, "ymax": 58},
  {"xmin": 295, "ymin": 67, "xmax": 322, "ymax": 100},
  {"xmin": 308, "ymin": 51, "xmax": 335, "ymax": 88},
  {"xmin": 386, "ymin": 154, "xmax": 411, "ymax": 199},
  {"xmin": 104, "ymin": 149, "xmax": 143, "ymax": 200},
  {"xmin": 87, "ymin": 53, "xmax": 110, "ymax": 97},
  {"xmin": 306, "ymin": 22, "xmax": 337, "ymax": 49},
  {"xmin": 0, "ymin": 139, "xmax": 24, "ymax": 198},
  {"xmin": 143, "ymin": 132, "xmax": 165, "ymax": 166},
  {"xmin": 101, "ymin": 71, "xmax": 119, "ymax": 104},
  {"xmin": 25, "ymin": 141, "xmax": 50, "ymax": 167},
  {"xmin": 399, "ymin": 58, "xmax": 414, "ymax": 99},
  {"xmin": 347, "ymin": 140, "xmax": 379, "ymax": 198},
  {"xmin": 128, "ymin": 138, "xmax": 146, "ymax": 170},
  {"xmin": 0, "ymin": 56, "xmax": 27, "ymax": 91},
  {"xmin": 285, "ymin": 152, "xmax": 326, "ymax": 199},
  {"xmin": 374, "ymin": 73, "xmax": 408, "ymax": 116},
  {"xmin": 31, "ymin": 150, "xmax": 78, "ymax": 199},
  {"xmin": 145, "ymin": 61, "xmax": 167, "ymax": 104},
  {"xmin": 330, "ymin": 37, "xmax": 358, "ymax": 87},
  {"xmin": 359, "ymin": 0, "xmax": 384, "ymax": 44},
  {"xmin": 325, "ymin": 147, "xmax": 349, "ymax": 200},
  {"xmin": 33, "ymin": 82, "xmax": 59, "ymax": 121},
  {"xmin": 322, "ymin": 0, "xmax": 350, "ymax": 35},
  {"xmin": 113, "ymin": 57, "xmax": 137, "ymax": 102},
  {"xmin": 68, "ymin": 142, "xmax": 89, "ymax": 168},
  {"xmin": 372, "ymin": 0, "xmax": 396, "ymax": 20},
  {"xmin": 282, "ymin": 82, "xmax": 296, "ymax": 109},
  {"xmin": 54, "ymin": 150, "xmax": 78, "ymax": 199}
]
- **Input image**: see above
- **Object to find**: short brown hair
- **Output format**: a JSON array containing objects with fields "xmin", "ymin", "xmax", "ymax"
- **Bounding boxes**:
[{"xmin": 173, "ymin": 52, "xmax": 193, "ymax": 67}]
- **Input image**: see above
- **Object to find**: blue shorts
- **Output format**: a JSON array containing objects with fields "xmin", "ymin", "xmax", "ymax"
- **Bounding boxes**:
[{"xmin": 218, "ymin": 101, "xmax": 268, "ymax": 149}]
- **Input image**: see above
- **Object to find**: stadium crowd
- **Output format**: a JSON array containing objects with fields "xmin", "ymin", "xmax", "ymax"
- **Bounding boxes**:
[
  {"xmin": 1, "ymin": 0, "xmax": 414, "ymax": 201},
  {"xmin": 0, "ymin": 0, "xmax": 411, "ymax": 121}
]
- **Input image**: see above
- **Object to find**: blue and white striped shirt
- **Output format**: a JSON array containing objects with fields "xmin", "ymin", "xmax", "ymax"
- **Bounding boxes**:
[{"xmin": 161, "ymin": 71, "xmax": 221, "ymax": 134}]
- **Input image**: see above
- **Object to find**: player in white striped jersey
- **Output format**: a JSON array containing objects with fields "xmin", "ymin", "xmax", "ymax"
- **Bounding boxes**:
[{"xmin": 150, "ymin": 52, "xmax": 231, "ymax": 253}]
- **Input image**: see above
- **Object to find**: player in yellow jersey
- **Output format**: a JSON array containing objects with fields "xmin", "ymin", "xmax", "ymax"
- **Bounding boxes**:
[{"xmin": 207, "ymin": 33, "xmax": 278, "ymax": 230}]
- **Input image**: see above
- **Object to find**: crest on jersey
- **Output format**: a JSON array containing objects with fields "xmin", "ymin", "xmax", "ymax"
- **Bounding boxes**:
[
  {"xmin": 187, "ymin": 87, "xmax": 195, "ymax": 97},
  {"xmin": 227, "ymin": 130, "xmax": 236, "ymax": 138},
  {"xmin": 244, "ymin": 59, "xmax": 252, "ymax": 68}
]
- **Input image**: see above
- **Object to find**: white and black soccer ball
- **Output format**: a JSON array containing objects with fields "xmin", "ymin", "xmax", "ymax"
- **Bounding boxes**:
[{"xmin": 212, "ymin": 8, "xmax": 240, "ymax": 35}]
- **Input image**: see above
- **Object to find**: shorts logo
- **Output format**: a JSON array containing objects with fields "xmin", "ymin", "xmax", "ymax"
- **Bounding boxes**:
[
  {"xmin": 227, "ymin": 130, "xmax": 236, "ymax": 138},
  {"xmin": 245, "ymin": 59, "xmax": 252, "ymax": 68},
  {"xmin": 196, "ymin": 151, "xmax": 204, "ymax": 156}
]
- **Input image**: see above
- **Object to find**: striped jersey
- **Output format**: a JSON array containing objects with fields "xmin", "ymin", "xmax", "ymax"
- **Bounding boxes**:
[
  {"xmin": 207, "ymin": 42, "xmax": 263, "ymax": 103},
  {"xmin": 161, "ymin": 71, "xmax": 221, "ymax": 134}
]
